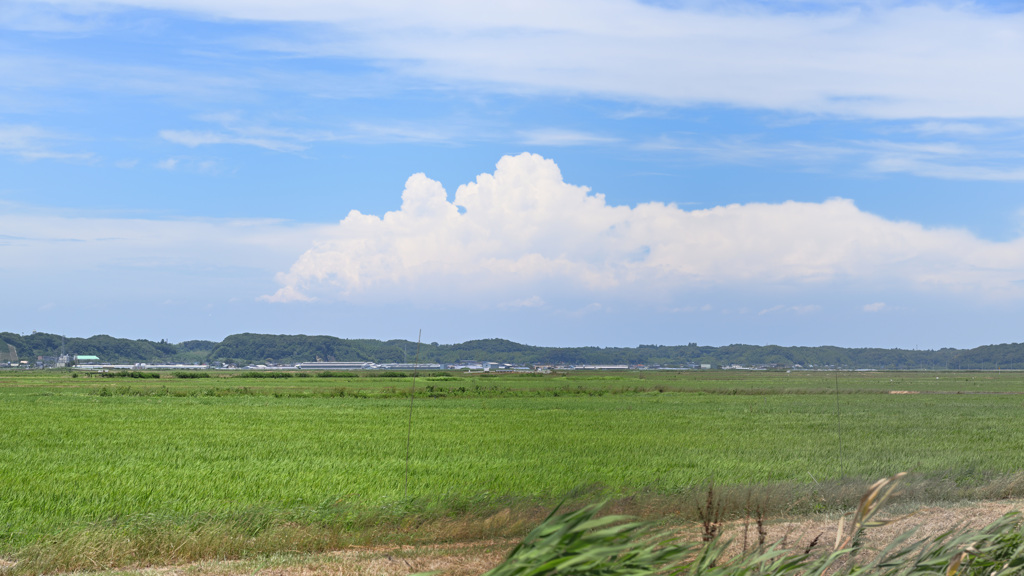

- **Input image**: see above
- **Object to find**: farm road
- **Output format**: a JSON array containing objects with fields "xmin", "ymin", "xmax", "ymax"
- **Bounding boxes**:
[{"xmin": 71, "ymin": 498, "xmax": 1024, "ymax": 576}]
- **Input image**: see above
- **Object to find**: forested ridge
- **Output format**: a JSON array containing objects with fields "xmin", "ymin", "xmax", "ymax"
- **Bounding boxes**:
[
  {"xmin": 2, "ymin": 331, "xmax": 1023, "ymax": 369},
  {"xmin": 0, "ymin": 332, "xmax": 215, "ymax": 364}
]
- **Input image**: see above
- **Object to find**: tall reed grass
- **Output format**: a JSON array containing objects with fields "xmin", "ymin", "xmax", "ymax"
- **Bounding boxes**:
[{"xmin": 484, "ymin": 475, "xmax": 1024, "ymax": 576}]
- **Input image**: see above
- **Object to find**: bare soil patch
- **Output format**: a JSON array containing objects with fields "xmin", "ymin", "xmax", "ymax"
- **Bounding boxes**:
[{"xmin": 61, "ymin": 498, "xmax": 1024, "ymax": 576}]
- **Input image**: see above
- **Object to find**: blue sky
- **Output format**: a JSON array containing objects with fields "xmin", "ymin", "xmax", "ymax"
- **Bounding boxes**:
[{"xmin": 3, "ymin": 0, "xmax": 1024, "ymax": 349}]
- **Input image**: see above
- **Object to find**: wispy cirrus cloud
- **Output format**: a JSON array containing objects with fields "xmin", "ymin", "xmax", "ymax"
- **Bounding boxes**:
[
  {"xmin": 345, "ymin": 122, "xmax": 454, "ymax": 144},
  {"xmin": 865, "ymin": 159, "xmax": 1024, "ymax": 182},
  {"xmin": 160, "ymin": 113, "xmax": 456, "ymax": 151},
  {"xmin": 0, "ymin": 1, "xmax": 110, "ymax": 33},
  {"xmin": 160, "ymin": 129, "xmax": 310, "ymax": 152},
  {"xmin": 155, "ymin": 157, "xmax": 179, "ymax": 170},
  {"xmin": 863, "ymin": 140, "xmax": 1024, "ymax": 181},
  {"xmin": 517, "ymin": 128, "xmax": 619, "ymax": 147},
  {"xmin": 8, "ymin": 0, "xmax": 1024, "ymax": 184},
  {"xmin": 0, "ymin": 206, "xmax": 328, "ymax": 291},
  {"xmin": 0, "ymin": 124, "xmax": 91, "ymax": 161},
  {"xmin": 17, "ymin": 0, "xmax": 1024, "ymax": 120},
  {"xmin": 159, "ymin": 112, "xmax": 336, "ymax": 152},
  {"xmin": 639, "ymin": 135, "xmax": 855, "ymax": 165},
  {"xmin": 0, "ymin": 205, "xmax": 325, "ymax": 339},
  {"xmin": 759, "ymin": 304, "xmax": 821, "ymax": 316},
  {"xmin": 642, "ymin": 133, "xmax": 1024, "ymax": 181},
  {"xmin": 0, "ymin": 52, "xmax": 252, "ymax": 103},
  {"xmin": 911, "ymin": 121, "xmax": 1002, "ymax": 137}
]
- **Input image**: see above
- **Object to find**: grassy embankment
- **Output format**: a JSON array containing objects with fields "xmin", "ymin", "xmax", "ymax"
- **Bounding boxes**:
[{"xmin": 1, "ymin": 369, "xmax": 1023, "ymax": 573}]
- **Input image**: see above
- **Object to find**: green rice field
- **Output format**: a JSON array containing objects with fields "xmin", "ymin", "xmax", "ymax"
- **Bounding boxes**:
[{"xmin": 1, "ymin": 369, "xmax": 1024, "ymax": 570}]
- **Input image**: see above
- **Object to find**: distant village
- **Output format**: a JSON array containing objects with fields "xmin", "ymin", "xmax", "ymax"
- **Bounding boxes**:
[{"xmin": 2, "ymin": 352, "xmax": 840, "ymax": 372}]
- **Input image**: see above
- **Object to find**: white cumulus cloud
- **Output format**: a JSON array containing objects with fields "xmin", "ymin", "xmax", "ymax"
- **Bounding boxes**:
[{"xmin": 266, "ymin": 153, "xmax": 1024, "ymax": 306}]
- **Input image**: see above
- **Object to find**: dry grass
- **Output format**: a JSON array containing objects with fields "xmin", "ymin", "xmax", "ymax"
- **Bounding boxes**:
[
  {"xmin": 28, "ymin": 540, "xmax": 514, "ymax": 576},
  {"xmin": 8, "ymin": 473, "xmax": 1024, "ymax": 576},
  {"xmin": 23, "ymin": 494, "xmax": 1022, "ymax": 576},
  {"xmin": 4, "ymin": 507, "xmax": 541, "ymax": 576}
]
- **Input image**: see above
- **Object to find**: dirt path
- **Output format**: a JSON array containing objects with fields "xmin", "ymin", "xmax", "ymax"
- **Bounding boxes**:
[
  {"xmin": 720, "ymin": 497, "xmax": 1024, "ymax": 556},
  {"xmin": 44, "ymin": 498, "xmax": 1024, "ymax": 576}
]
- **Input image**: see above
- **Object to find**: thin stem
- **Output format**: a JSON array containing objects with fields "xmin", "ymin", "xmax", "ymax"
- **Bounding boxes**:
[
  {"xmin": 404, "ymin": 329, "xmax": 422, "ymax": 499},
  {"xmin": 835, "ymin": 371, "xmax": 843, "ymax": 479}
]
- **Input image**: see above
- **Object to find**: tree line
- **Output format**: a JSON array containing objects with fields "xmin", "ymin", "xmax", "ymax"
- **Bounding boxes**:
[{"xmin": 3, "ymin": 331, "xmax": 1024, "ymax": 369}]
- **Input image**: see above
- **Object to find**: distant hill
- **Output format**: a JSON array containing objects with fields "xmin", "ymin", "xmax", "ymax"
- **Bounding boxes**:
[
  {"xmin": 0, "ymin": 332, "xmax": 215, "ymax": 365},
  {"xmin": 1, "ymin": 331, "xmax": 1021, "ymax": 369}
]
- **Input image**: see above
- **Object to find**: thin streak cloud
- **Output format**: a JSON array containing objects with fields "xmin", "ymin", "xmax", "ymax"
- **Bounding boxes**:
[
  {"xmin": 0, "ymin": 124, "xmax": 92, "ymax": 161},
  {"xmin": 20, "ymin": 0, "xmax": 1024, "ymax": 119},
  {"xmin": 517, "ymin": 128, "xmax": 620, "ymax": 146}
]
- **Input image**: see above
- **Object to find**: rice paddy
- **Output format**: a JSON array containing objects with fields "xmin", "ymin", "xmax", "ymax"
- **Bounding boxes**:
[{"xmin": 1, "ymin": 369, "xmax": 1023, "ymax": 571}]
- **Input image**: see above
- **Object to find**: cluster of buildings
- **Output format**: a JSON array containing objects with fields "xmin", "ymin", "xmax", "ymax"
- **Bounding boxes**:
[
  {"xmin": 2, "ymin": 357, "xmax": 878, "ymax": 372},
  {"xmin": 0, "ymin": 353, "xmax": 207, "ymax": 371},
  {"xmin": 213, "ymin": 362, "xmax": 696, "ymax": 372},
  {"xmin": 54, "ymin": 358, "xmax": 648, "ymax": 372},
  {"xmin": 2, "ymin": 349, "xmax": 741, "ymax": 372},
  {"xmin": 269, "ymin": 361, "xmax": 632, "ymax": 372}
]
